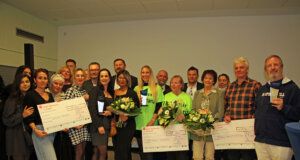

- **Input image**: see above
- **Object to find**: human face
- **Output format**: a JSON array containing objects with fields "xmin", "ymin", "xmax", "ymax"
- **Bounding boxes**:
[
  {"xmin": 234, "ymin": 62, "xmax": 248, "ymax": 80},
  {"xmin": 74, "ymin": 71, "xmax": 85, "ymax": 87},
  {"xmin": 218, "ymin": 75, "xmax": 229, "ymax": 89},
  {"xmin": 114, "ymin": 60, "xmax": 126, "ymax": 74},
  {"xmin": 170, "ymin": 77, "xmax": 183, "ymax": 94},
  {"xmin": 34, "ymin": 72, "xmax": 48, "ymax": 89},
  {"xmin": 89, "ymin": 64, "xmax": 100, "ymax": 80},
  {"xmin": 61, "ymin": 68, "xmax": 71, "ymax": 80},
  {"xmin": 156, "ymin": 70, "xmax": 168, "ymax": 86},
  {"xmin": 265, "ymin": 57, "xmax": 283, "ymax": 81},
  {"xmin": 23, "ymin": 68, "xmax": 31, "ymax": 77},
  {"xmin": 99, "ymin": 70, "xmax": 110, "ymax": 86},
  {"xmin": 66, "ymin": 62, "xmax": 76, "ymax": 71},
  {"xmin": 20, "ymin": 77, "xmax": 31, "ymax": 93},
  {"xmin": 203, "ymin": 74, "xmax": 214, "ymax": 89},
  {"xmin": 187, "ymin": 70, "xmax": 198, "ymax": 84},
  {"xmin": 51, "ymin": 80, "xmax": 64, "ymax": 94},
  {"xmin": 141, "ymin": 67, "xmax": 151, "ymax": 83},
  {"xmin": 117, "ymin": 74, "xmax": 128, "ymax": 87}
]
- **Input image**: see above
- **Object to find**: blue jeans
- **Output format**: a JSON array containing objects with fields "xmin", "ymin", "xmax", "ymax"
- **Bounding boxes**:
[{"xmin": 32, "ymin": 125, "xmax": 57, "ymax": 160}]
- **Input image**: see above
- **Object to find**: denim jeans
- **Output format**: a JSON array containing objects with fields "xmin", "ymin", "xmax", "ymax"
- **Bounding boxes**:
[{"xmin": 32, "ymin": 125, "xmax": 57, "ymax": 160}]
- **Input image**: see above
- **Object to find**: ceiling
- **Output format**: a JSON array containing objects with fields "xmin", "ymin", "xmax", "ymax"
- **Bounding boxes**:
[{"xmin": 2, "ymin": 0, "xmax": 300, "ymax": 25}]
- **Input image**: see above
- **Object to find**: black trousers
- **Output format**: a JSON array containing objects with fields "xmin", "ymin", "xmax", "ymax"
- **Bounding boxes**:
[{"xmin": 227, "ymin": 149, "xmax": 256, "ymax": 160}]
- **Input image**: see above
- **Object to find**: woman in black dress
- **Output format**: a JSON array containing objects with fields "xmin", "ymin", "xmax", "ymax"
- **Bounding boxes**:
[
  {"xmin": 3, "ymin": 74, "xmax": 34, "ymax": 160},
  {"xmin": 88, "ymin": 68, "xmax": 114, "ymax": 160},
  {"xmin": 112, "ymin": 70, "xmax": 140, "ymax": 160}
]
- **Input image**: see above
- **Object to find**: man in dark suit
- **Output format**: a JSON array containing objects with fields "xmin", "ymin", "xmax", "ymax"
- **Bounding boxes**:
[
  {"xmin": 82, "ymin": 62, "xmax": 100, "ymax": 94},
  {"xmin": 183, "ymin": 66, "xmax": 204, "ymax": 99},
  {"xmin": 111, "ymin": 58, "xmax": 137, "ymax": 89},
  {"xmin": 156, "ymin": 70, "xmax": 171, "ymax": 95}
]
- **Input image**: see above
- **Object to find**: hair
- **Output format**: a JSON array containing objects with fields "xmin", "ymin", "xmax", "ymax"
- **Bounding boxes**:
[
  {"xmin": 34, "ymin": 68, "xmax": 49, "ymax": 79},
  {"xmin": 201, "ymin": 70, "xmax": 218, "ymax": 85},
  {"xmin": 113, "ymin": 58, "xmax": 126, "ymax": 66},
  {"xmin": 50, "ymin": 74, "xmax": 65, "ymax": 91},
  {"xmin": 15, "ymin": 65, "xmax": 32, "ymax": 78},
  {"xmin": 88, "ymin": 62, "xmax": 100, "ymax": 69},
  {"xmin": 136, "ymin": 65, "xmax": 158, "ymax": 101},
  {"xmin": 264, "ymin": 55, "xmax": 283, "ymax": 69},
  {"xmin": 73, "ymin": 68, "xmax": 86, "ymax": 82},
  {"xmin": 234, "ymin": 56, "xmax": 249, "ymax": 68},
  {"xmin": 117, "ymin": 70, "xmax": 132, "ymax": 88},
  {"xmin": 9, "ymin": 74, "xmax": 31, "ymax": 105},
  {"xmin": 65, "ymin": 59, "xmax": 76, "ymax": 66},
  {"xmin": 170, "ymin": 75, "xmax": 184, "ymax": 90},
  {"xmin": 99, "ymin": 68, "xmax": 114, "ymax": 96},
  {"xmin": 218, "ymin": 73, "xmax": 230, "ymax": 83},
  {"xmin": 187, "ymin": 66, "xmax": 199, "ymax": 75},
  {"xmin": 58, "ymin": 66, "xmax": 73, "ymax": 84}
]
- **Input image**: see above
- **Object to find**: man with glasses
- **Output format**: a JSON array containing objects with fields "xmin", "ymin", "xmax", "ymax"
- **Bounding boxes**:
[{"xmin": 82, "ymin": 62, "xmax": 100, "ymax": 94}]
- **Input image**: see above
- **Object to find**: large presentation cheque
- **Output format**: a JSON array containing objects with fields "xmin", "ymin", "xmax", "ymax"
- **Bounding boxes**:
[
  {"xmin": 212, "ymin": 119, "xmax": 255, "ymax": 150},
  {"xmin": 142, "ymin": 124, "xmax": 188, "ymax": 152},
  {"xmin": 37, "ymin": 97, "xmax": 92, "ymax": 134}
]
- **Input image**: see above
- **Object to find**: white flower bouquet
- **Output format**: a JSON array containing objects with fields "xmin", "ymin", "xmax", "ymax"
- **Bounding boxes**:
[{"xmin": 157, "ymin": 101, "xmax": 181, "ymax": 128}]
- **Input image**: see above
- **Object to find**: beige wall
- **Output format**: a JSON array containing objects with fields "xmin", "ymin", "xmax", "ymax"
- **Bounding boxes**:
[
  {"xmin": 58, "ymin": 15, "xmax": 300, "ymax": 85},
  {"xmin": 0, "ymin": 1, "xmax": 58, "ymax": 71}
]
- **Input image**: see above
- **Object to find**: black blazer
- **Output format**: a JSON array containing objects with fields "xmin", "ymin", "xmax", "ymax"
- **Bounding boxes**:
[
  {"xmin": 82, "ymin": 79, "xmax": 100, "ymax": 94},
  {"xmin": 183, "ymin": 82, "xmax": 204, "ymax": 92},
  {"xmin": 110, "ymin": 75, "xmax": 138, "ymax": 90}
]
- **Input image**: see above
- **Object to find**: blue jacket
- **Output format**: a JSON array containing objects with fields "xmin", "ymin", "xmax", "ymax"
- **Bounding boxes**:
[{"xmin": 254, "ymin": 77, "xmax": 300, "ymax": 147}]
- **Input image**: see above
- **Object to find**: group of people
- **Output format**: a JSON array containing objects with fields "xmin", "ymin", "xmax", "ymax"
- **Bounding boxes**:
[{"xmin": 0, "ymin": 55, "xmax": 299, "ymax": 160}]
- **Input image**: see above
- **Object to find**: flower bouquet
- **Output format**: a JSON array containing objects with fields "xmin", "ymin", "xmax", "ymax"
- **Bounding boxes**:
[
  {"xmin": 107, "ymin": 97, "xmax": 141, "ymax": 128},
  {"xmin": 182, "ymin": 109, "xmax": 217, "ymax": 137},
  {"xmin": 158, "ymin": 101, "xmax": 181, "ymax": 128}
]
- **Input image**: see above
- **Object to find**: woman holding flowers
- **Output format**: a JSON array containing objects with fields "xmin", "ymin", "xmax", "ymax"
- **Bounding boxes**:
[
  {"xmin": 112, "ymin": 70, "xmax": 140, "ymax": 160},
  {"xmin": 192, "ymin": 70, "xmax": 224, "ymax": 160},
  {"xmin": 65, "ymin": 68, "xmax": 90, "ymax": 160},
  {"xmin": 88, "ymin": 68, "xmax": 114, "ymax": 160},
  {"xmin": 135, "ymin": 65, "xmax": 164, "ymax": 160},
  {"xmin": 162, "ymin": 75, "xmax": 192, "ymax": 160}
]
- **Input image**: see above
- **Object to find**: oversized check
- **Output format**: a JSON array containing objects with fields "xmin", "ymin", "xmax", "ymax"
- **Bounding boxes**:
[
  {"xmin": 37, "ymin": 97, "xmax": 92, "ymax": 134},
  {"xmin": 142, "ymin": 124, "xmax": 188, "ymax": 152},
  {"xmin": 212, "ymin": 119, "xmax": 255, "ymax": 149}
]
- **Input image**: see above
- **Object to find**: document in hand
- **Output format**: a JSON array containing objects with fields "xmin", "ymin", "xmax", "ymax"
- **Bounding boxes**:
[{"xmin": 37, "ymin": 97, "xmax": 92, "ymax": 134}]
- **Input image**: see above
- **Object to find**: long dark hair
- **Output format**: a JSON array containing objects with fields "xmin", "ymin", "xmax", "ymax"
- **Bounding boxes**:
[
  {"xmin": 15, "ymin": 65, "xmax": 32, "ymax": 78},
  {"xmin": 99, "ymin": 68, "xmax": 114, "ymax": 97},
  {"xmin": 9, "ymin": 74, "xmax": 31, "ymax": 105}
]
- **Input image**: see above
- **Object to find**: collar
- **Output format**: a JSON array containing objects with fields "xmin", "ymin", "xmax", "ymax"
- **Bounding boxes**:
[
  {"xmin": 234, "ymin": 76, "xmax": 249, "ymax": 85},
  {"xmin": 199, "ymin": 88, "xmax": 217, "ymax": 94},
  {"xmin": 267, "ymin": 77, "xmax": 291, "ymax": 85}
]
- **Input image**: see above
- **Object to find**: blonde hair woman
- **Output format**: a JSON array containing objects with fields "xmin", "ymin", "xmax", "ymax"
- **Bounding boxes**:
[
  {"xmin": 134, "ymin": 65, "xmax": 164, "ymax": 160},
  {"xmin": 58, "ymin": 66, "xmax": 73, "ymax": 92}
]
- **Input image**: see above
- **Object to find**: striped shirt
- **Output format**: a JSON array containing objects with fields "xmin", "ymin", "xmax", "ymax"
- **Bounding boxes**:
[{"xmin": 224, "ymin": 77, "xmax": 261, "ymax": 120}]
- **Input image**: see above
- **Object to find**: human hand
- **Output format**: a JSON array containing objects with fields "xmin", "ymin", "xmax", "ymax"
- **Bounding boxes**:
[
  {"xmin": 63, "ymin": 128, "xmax": 69, "ymax": 132},
  {"xmin": 84, "ymin": 94, "xmax": 89, "ymax": 100},
  {"xmin": 224, "ymin": 115, "xmax": 231, "ymax": 123},
  {"xmin": 23, "ymin": 106, "xmax": 34, "ymax": 118},
  {"xmin": 98, "ymin": 127, "xmax": 105, "ymax": 134},
  {"xmin": 75, "ymin": 125, "xmax": 84, "ymax": 130},
  {"xmin": 146, "ymin": 119, "xmax": 155, "ymax": 126},
  {"xmin": 271, "ymin": 98, "xmax": 284, "ymax": 110},
  {"xmin": 100, "ymin": 111, "xmax": 111, "ymax": 116},
  {"xmin": 34, "ymin": 128, "xmax": 48, "ymax": 138},
  {"xmin": 119, "ymin": 115, "xmax": 128, "ymax": 122},
  {"xmin": 176, "ymin": 115, "xmax": 185, "ymax": 122}
]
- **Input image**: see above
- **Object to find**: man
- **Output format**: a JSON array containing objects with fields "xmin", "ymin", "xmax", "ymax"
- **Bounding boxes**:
[
  {"xmin": 66, "ymin": 59, "xmax": 77, "ymax": 73},
  {"xmin": 254, "ymin": 55, "xmax": 300, "ymax": 160},
  {"xmin": 156, "ymin": 70, "xmax": 171, "ymax": 95},
  {"xmin": 183, "ymin": 66, "xmax": 204, "ymax": 99},
  {"xmin": 82, "ymin": 62, "xmax": 100, "ymax": 94},
  {"xmin": 111, "ymin": 58, "xmax": 137, "ymax": 90},
  {"xmin": 224, "ymin": 57, "xmax": 261, "ymax": 160}
]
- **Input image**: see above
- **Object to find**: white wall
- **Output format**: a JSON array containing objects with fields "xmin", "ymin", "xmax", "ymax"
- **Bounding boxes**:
[
  {"xmin": 0, "ymin": 1, "xmax": 58, "ymax": 71},
  {"xmin": 58, "ymin": 15, "xmax": 300, "ymax": 85}
]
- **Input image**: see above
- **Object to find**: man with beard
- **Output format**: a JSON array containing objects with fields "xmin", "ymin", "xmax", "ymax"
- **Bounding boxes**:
[
  {"xmin": 156, "ymin": 70, "xmax": 171, "ymax": 95},
  {"xmin": 254, "ymin": 55, "xmax": 300, "ymax": 160},
  {"xmin": 111, "ymin": 58, "xmax": 137, "ymax": 90},
  {"xmin": 82, "ymin": 62, "xmax": 100, "ymax": 93}
]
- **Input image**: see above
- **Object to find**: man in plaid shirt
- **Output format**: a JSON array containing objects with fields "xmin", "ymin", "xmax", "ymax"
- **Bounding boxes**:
[{"xmin": 224, "ymin": 57, "xmax": 261, "ymax": 160}]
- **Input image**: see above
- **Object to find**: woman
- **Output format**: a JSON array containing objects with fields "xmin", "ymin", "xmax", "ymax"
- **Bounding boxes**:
[
  {"xmin": 65, "ymin": 68, "xmax": 90, "ymax": 160},
  {"xmin": 58, "ymin": 66, "xmax": 73, "ymax": 92},
  {"xmin": 135, "ymin": 65, "xmax": 164, "ymax": 160},
  {"xmin": 88, "ymin": 68, "xmax": 114, "ymax": 160},
  {"xmin": 192, "ymin": 70, "xmax": 224, "ymax": 160},
  {"xmin": 49, "ymin": 74, "xmax": 73, "ymax": 160},
  {"xmin": 113, "ymin": 70, "xmax": 139, "ymax": 160},
  {"xmin": 23, "ymin": 68, "xmax": 57, "ymax": 160},
  {"xmin": 218, "ymin": 74, "xmax": 230, "ymax": 90},
  {"xmin": 162, "ymin": 75, "xmax": 192, "ymax": 160},
  {"xmin": 2, "ymin": 74, "xmax": 34, "ymax": 160}
]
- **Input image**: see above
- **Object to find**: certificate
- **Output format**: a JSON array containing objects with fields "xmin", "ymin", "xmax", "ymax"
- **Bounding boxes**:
[
  {"xmin": 37, "ymin": 97, "xmax": 92, "ymax": 134},
  {"xmin": 212, "ymin": 119, "xmax": 255, "ymax": 149},
  {"xmin": 142, "ymin": 124, "xmax": 188, "ymax": 152}
]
